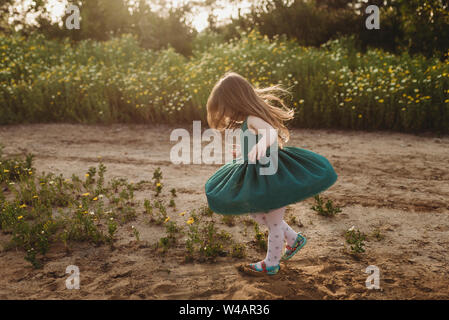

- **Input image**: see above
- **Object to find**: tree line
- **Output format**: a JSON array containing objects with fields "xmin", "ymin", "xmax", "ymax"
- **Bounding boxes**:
[{"xmin": 0, "ymin": 0, "xmax": 448, "ymax": 58}]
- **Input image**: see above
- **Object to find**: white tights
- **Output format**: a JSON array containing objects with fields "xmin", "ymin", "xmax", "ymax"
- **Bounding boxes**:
[{"xmin": 251, "ymin": 206, "xmax": 299, "ymax": 267}]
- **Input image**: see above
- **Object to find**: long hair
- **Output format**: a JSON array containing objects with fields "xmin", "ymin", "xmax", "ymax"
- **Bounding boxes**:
[{"xmin": 206, "ymin": 72, "xmax": 294, "ymax": 147}]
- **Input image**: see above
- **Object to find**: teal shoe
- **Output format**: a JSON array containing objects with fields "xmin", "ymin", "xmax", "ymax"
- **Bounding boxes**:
[
  {"xmin": 248, "ymin": 261, "xmax": 280, "ymax": 275},
  {"xmin": 282, "ymin": 233, "xmax": 307, "ymax": 261}
]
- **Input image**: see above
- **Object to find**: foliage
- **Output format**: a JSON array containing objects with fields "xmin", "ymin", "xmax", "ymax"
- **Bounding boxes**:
[
  {"xmin": 345, "ymin": 226, "xmax": 366, "ymax": 254},
  {"xmin": 0, "ymin": 29, "xmax": 448, "ymax": 132},
  {"xmin": 0, "ymin": 151, "xmax": 140, "ymax": 268},
  {"xmin": 311, "ymin": 194, "xmax": 342, "ymax": 217}
]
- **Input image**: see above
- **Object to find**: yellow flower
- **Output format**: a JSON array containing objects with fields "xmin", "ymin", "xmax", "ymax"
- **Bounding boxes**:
[
  {"xmin": 82, "ymin": 192, "xmax": 90, "ymax": 197},
  {"xmin": 18, "ymin": 216, "xmax": 23, "ymax": 220},
  {"xmin": 358, "ymin": 114, "xmax": 363, "ymax": 119},
  {"xmin": 32, "ymin": 195, "xmax": 38, "ymax": 199},
  {"xmin": 187, "ymin": 217, "xmax": 195, "ymax": 225},
  {"xmin": 93, "ymin": 197, "xmax": 98, "ymax": 201},
  {"xmin": 378, "ymin": 99, "xmax": 384, "ymax": 103},
  {"xmin": 179, "ymin": 211, "xmax": 186, "ymax": 216},
  {"xmin": 164, "ymin": 217, "xmax": 170, "ymax": 223},
  {"xmin": 85, "ymin": 173, "xmax": 90, "ymax": 177},
  {"xmin": 156, "ymin": 183, "xmax": 162, "ymax": 187},
  {"xmin": 19, "ymin": 204, "xmax": 27, "ymax": 208},
  {"xmin": 3, "ymin": 169, "xmax": 9, "ymax": 173}
]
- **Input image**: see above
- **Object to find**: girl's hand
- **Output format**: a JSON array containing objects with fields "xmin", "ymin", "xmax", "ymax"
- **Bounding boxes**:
[{"xmin": 248, "ymin": 141, "xmax": 268, "ymax": 163}]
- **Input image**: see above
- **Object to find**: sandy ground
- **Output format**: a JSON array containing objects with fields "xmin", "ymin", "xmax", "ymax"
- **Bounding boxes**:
[{"xmin": 0, "ymin": 123, "xmax": 448, "ymax": 300}]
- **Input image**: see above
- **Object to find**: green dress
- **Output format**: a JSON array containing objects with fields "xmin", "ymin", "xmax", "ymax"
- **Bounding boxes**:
[{"xmin": 205, "ymin": 118, "xmax": 338, "ymax": 215}]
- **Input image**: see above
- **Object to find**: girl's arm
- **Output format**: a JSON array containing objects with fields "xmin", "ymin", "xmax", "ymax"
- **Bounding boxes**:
[{"xmin": 247, "ymin": 115, "xmax": 278, "ymax": 162}]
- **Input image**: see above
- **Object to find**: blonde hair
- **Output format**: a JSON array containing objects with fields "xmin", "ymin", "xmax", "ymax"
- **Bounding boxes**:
[{"xmin": 206, "ymin": 72, "xmax": 294, "ymax": 146}]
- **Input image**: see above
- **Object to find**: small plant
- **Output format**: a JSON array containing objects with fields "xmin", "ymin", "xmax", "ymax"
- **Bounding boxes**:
[
  {"xmin": 170, "ymin": 188, "xmax": 177, "ymax": 197},
  {"xmin": 287, "ymin": 214, "xmax": 303, "ymax": 227},
  {"xmin": 199, "ymin": 205, "xmax": 213, "ymax": 217},
  {"xmin": 184, "ymin": 211, "xmax": 233, "ymax": 262},
  {"xmin": 152, "ymin": 167, "xmax": 162, "ymax": 185},
  {"xmin": 144, "ymin": 199, "xmax": 153, "ymax": 216},
  {"xmin": 371, "ymin": 228, "xmax": 385, "ymax": 241},
  {"xmin": 107, "ymin": 218, "xmax": 117, "ymax": 243},
  {"xmin": 311, "ymin": 195, "xmax": 341, "ymax": 217},
  {"xmin": 151, "ymin": 200, "xmax": 168, "ymax": 225},
  {"xmin": 158, "ymin": 221, "xmax": 181, "ymax": 253},
  {"xmin": 231, "ymin": 243, "xmax": 246, "ymax": 259},
  {"xmin": 131, "ymin": 225, "xmax": 140, "ymax": 242},
  {"xmin": 345, "ymin": 226, "xmax": 366, "ymax": 254},
  {"xmin": 168, "ymin": 199, "xmax": 176, "ymax": 208},
  {"xmin": 254, "ymin": 223, "xmax": 267, "ymax": 251},
  {"xmin": 155, "ymin": 182, "xmax": 162, "ymax": 196}
]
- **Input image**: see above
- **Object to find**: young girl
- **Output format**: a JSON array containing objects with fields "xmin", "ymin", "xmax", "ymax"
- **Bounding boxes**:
[{"xmin": 205, "ymin": 72, "xmax": 338, "ymax": 275}]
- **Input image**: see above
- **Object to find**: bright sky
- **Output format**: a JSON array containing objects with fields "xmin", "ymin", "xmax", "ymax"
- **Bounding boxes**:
[{"xmin": 41, "ymin": 0, "xmax": 253, "ymax": 31}]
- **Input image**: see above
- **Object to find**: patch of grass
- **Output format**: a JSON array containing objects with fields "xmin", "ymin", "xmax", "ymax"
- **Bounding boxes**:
[
  {"xmin": 184, "ymin": 213, "xmax": 235, "ymax": 262},
  {"xmin": 345, "ymin": 226, "xmax": 366, "ymax": 255},
  {"xmin": 253, "ymin": 223, "xmax": 268, "ymax": 251},
  {"xmin": 231, "ymin": 243, "xmax": 246, "ymax": 259},
  {"xmin": 311, "ymin": 195, "xmax": 342, "ymax": 217},
  {"xmin": 0, "ymin": 150, "xmax": 146, "ymax": 268}
]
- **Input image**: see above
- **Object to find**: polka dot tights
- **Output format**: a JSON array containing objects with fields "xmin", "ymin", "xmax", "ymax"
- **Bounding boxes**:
[{"xmin": 251, "ymin": 206, "xmax": 298, "ymax": 268}]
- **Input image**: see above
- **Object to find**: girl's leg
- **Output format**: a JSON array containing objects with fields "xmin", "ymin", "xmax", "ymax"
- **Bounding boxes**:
[
  {"xmin": 251, "ymin": 206, "xmax": 297, "ymax": 267},
  {"xmin": 282, "ymin": 220, "xmax": 299, "ymax": 247}
]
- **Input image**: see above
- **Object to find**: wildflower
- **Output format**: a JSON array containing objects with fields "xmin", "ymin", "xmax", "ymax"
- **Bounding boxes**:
[
  {"xmin": 358, "ymin": 114, "xmax": 363, "ymax": 119},
  {"xmin": 187, "ymin": 217, "xmax": 194, "ymax": 225},
  {"xmin": 3, "ymin": 169, "xmax": 9, "ymax": 173},
  {"xmin": 164, "ymin": 217, "xmax": 170, "ymax": 223},
  {"xmin": 19, "ymin": 204, "xmax": 27, "ymax": 208},
  {"xmin": 85, "ymin": 173, "xmax": 90, "ymax": 177},
  {"xmin": 156, "ymin": 183, "xmax": 162, "ymax": 187},
  {"xmin": 32, "ymin": 195, "xmax": 38, "ymax": 199},
  {"xmin": 378, "ymin": 99, "xmax": 384, "ymax": 103},
  {"xmin": 179, "ymin": 211, "xmax": 186, "ymax": 216},
  {"xmin": 18, "ymin": 216, "xmax": 23, "ymax": 220},
  {"xmin": 93, "ymin": 197, "xmax": 98, "ymax": 201},
  {"xmin": 82, "ymin": 192, "xmax": 90, "ymax": 197}
]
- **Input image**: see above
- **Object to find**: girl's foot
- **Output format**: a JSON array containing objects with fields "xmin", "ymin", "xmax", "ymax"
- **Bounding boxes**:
[
  {"xmin": 281, "ymin": 233, "xmax": 307, "ymax": 261},
  {"xmin": 247, "ymin": 261, "xmax": 280, "ymax": 275}
]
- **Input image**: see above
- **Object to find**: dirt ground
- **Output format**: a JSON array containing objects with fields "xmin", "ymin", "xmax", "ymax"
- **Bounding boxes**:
[{"xmin": 0, "ymin": 123, "xmax": 448, "ymax": 300}]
